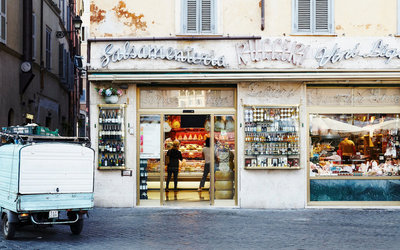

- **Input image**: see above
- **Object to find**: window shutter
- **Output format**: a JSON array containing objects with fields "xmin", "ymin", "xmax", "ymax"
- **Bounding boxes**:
[
  {"xmin": 186, "ymin": 0, "xmax": 198, "ymax": 33},
  {"xmin": 315, "ymin": 0, "xmax": 329, "ymax": 32},
  {"xmin": 58, "ymin": 43, "xmax": 64, "ymax": 79},
  {"xmin": 200, "ymin": 0, "xmax": 212, "ymax": 32},
  {"xmin": 69, "ymin": 59, "xmax": 74, "ymax": 91},
  {"xmin": 297, "ymin": 0, "xmax": 311, "ymax": 32},
  {"xmin": 0, "ymin": 0, "xmax": 6, "ymax": 42}
]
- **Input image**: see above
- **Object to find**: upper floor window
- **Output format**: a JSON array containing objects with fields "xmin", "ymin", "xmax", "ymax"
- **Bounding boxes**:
[
  {"xmin": 46, "ymin": 27, "xmax": 52, "ymax": 70},
  {"xmin": 32, "ymin": 13, "xmax": 36, "ymax": 60},
  {"xmin": 293, "ymin": 0, "xmax": 334, "ymax": 34},
  {"xmin": 182, "ymin": 0, "xmax": 216, "ymax": 34},
  {"xmin": 59, "ymin": 0, "xmax": 65, "ymax": 23},
  {"xmin": 0, "ymin": 0, "xmax": 6, "ymax": 43}
]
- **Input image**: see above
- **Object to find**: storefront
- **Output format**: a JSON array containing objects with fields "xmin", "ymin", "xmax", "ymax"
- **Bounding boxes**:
[
  {"xmin": 88, "ymin": 37, "xmax": 400, "ymax": 208},
  {"xmin": 307, "ymin": 87, "xmax": 400, "ymax": 206},
  {"xmin": 137, "ymin": 87, "xmax": 237, "ymax": 206}
]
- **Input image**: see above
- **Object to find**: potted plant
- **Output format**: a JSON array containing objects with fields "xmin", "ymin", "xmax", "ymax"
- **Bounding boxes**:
[{"xmin": 95, "ymin": 87, "xmax": 123, "ymax": 104}]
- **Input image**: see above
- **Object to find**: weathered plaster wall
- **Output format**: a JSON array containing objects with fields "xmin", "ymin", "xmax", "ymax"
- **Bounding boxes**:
[
  {"xmin": 335, "ymin": 0, "xmax": 397, "ymax": 36},
  {"xmin": 89, "ymin": 0, "xmax": 398, "ymax": 38}
]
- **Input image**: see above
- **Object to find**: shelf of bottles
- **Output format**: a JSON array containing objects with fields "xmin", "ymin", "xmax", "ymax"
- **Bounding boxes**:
[
  {"xmin": 244, "ymin": 106, "xmax": 300, "ymax": 169},
  {"xmin": 98, "ymin": 105, "xmax": 126, "ymax": 170},
  {"xmin": 139, "ymin": 159, "xmax": 148, "ymax": 199}
]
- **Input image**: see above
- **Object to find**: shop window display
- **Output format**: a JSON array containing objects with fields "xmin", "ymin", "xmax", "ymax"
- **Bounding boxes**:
[
  {"xmin": 310, "ymin": 114, "xmax": 400, "ymax": 177},
  {"xmin": 98, "ymin": 105, "xmax": 126, "ymax": 170},
  {"xmin": 244, "ymin": 106, "xmax": 300, "ymax": 169}
]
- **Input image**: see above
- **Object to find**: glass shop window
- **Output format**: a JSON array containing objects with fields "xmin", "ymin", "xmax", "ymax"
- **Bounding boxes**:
[{"xmin": 309, "ymin": 113, "xmax": 400, "ymax": 177}]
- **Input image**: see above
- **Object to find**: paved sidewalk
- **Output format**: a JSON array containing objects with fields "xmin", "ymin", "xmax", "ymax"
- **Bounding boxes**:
[{"xmin": 0, "ymin": 208, "xmax": 399, "ymax": 249}]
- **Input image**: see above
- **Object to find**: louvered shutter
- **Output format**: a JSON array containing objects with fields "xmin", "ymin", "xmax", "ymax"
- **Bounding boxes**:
[
  {"xmin": 200, "ymin": 0, "xmax": 212, "ymax": 33},
  {"xmin": 183, "ymin": 0, "xmax": 215, "ymax": 34},
  {"xmin": 297, "ymin": 0, "xmax": 311, "ymax": 32},
  {"xmin": 63, "ymin": 49, "xmax": 67, "ymax": 80},
  {"xmin": 0, "ymin": 0, "xmax": 5, "ymax": 43},
  {"xmin": 58, "ymin": 43, "xmax": 64, "ymax": 79},
  {"xmin": 186, "ymin": 0, "xmax": 198, "ymax": 33},
  {"xmin": 69, "ymin": 59, "xmax": 74, "ymax": 91},
  {"xmin": 65, "ymin": 51, "xmax": 70, "ymax": 88},
  {"xmin": 315, "ymin": 0, "xmax": 329, "ymax": 32}
]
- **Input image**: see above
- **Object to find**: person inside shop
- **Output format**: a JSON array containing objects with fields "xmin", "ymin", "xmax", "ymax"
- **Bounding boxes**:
[
  {"xmin": 166, "ymin": 140, "xmax": 183, "ymax": 191},
  {"xmin": 339, "ymin": 136, "xmax": 356, "ymax": 164},
  {"xmin": 165, "ymin": 131, "xmax": 180, "ymax": 150},
  {"xmin": 198, "ymin": 137, "xmax": 210, "ymax": 191}
]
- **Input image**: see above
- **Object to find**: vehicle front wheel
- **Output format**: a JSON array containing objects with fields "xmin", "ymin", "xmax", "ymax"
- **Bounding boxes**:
[
  {"xmin": 2, "ymin": 214, "xmax": 16, "ymax": 240},
  {"xmin": 70, "ymin": 219, "xmax": 83, "ymax": 235}
]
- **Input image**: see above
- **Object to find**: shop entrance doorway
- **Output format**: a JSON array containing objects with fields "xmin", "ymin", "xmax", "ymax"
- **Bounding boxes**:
[
  {"xmin": 138, "ymin": 113, "xmax": 236, "ymax": 207},
  {"xmin": 164, "ymin": 114, "xmax": 211, "ymax": 205}
]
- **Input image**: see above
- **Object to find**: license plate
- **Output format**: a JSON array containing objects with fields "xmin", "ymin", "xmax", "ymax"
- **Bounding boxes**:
[{"xmin": 48, "ymin": 210, "xmax": 58, "ymax": 219}]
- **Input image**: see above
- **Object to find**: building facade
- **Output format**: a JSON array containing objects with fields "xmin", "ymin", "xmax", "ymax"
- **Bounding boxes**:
[
  {"xmin": 0, "ymin": 0, "xmax": 82, "ymax": 135},
  {"xmin": 87, "ymin": 0, "xmax": 400, "ymax": 208}
]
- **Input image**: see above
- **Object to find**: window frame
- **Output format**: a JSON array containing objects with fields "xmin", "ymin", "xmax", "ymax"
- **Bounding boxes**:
[
  {"xmin": 292, "ymin": 0, "xmax": 334, "ymax": 35},
  {"xmin": 181, "ymin": 0, "xmax": 216, "ymax": 35},
  {"xmin": 59, "ymin": 0, "xmax": 65, "ymax": 23},
  {"xmin": 0, "ymin": 0, "xmax": 6, "ymax": 44},
  {"xmin": 45, "ymin": 26, "xmax": 52, "ymax": 70}
]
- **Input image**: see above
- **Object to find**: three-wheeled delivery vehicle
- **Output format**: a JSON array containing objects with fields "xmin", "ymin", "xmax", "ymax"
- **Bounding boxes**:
[{"xmin": 0, "ymin": 132, "xmax": 94, "ymax": 239}]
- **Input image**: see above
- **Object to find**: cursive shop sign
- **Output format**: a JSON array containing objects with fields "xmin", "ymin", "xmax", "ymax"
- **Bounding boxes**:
[
  {"xmin": 98, "ymin": 39, "xmax": 400, "ymax": 69},
  {"xmin": 315, "ymin": 39, "xmax": 400, "ymax": 67},
  {"xmin": 100, "ymin": 42, "xmax": 227, "ymax": 68},
  {"xmin": 235, "ymin": 38, "xmax": 310, "ymax": 66}
]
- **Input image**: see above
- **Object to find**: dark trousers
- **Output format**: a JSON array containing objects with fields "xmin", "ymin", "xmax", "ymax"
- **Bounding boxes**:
[
  {"xmin": 199, "ymin": 163, "xmax": 210, "ymax": 188},
  {"xmin": 166, "ymin": 170, "xmax": 179, "ymax": 190}
]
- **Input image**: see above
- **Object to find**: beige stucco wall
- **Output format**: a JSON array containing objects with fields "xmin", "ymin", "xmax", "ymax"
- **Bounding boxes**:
[
  {"xmin": 89, "ymin": 0, "xmax": 398, "ymax": 38},
  {"xmin": 335, "ymin": 0, "xmax": 397, "ymax": 36},
  {"xmin": 90, "ymin": 84, "xmax": 137, "ymax": 207},
  {"xmin": 5, "ymin": 1, "xmax": 23, "ymax": 53},
  {"xmin": 237, "ymin": 82, "xmax": 307, "ymax": 208}
]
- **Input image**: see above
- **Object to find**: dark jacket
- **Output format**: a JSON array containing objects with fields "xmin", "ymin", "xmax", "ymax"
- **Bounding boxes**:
[{"xmin": 167, "ymin": 148, "xmax": 182, "ymax": 171}]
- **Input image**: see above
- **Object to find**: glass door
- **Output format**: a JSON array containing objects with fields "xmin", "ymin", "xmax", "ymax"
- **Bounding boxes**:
[
  {"xmin": 138, "ymin": 115, "xmax": 161, "ymax": 203},
  {"xmin": 163, "ymin": 114, "xmax": 211, "ymax": 204},
  {"xmin": 214, "ymin": 115, "xmax": 236, "ymax": 204}
]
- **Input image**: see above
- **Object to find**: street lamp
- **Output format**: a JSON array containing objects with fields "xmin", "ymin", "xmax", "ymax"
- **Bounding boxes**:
[{"xmin": 55, "ymin": 15, "xmax": 83, "ymax": 39}]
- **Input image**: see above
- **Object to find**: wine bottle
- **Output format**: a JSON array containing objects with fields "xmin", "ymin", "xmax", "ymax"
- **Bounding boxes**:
[
  {"xmin": 117, "ymin": 110, "xmax": 121, "ymax": 123},
  {"xmin": 112, "ymin": 110, "xmax": 116, "ymax": 123},
  {"xmin": 120, "ymin": 155, "xmax": 125, "ymax": 166},
  {"xmin": 99, "ymin": 110, "xmax": 103, "ymax": 124}
]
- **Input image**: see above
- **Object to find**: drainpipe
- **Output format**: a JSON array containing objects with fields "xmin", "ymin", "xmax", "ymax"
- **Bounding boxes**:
[
  {"xmin": 261, "ymin": 0, "xmax": 265, "ymax": 31},
  {"xmin": 40, "ymin": 0, "xmax": 44, "ymax": 90}
]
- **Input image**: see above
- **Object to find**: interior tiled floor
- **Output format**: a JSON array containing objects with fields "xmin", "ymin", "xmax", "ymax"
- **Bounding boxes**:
[{"xmin": 148, "ymin": 189, "xmax": 211, "ymax": 206}]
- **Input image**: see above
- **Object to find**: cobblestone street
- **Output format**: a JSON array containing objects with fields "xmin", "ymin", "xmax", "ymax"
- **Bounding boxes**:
[{"xmin": 1, "ymin": 208, "xmax": 400, "ymax": 249}]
